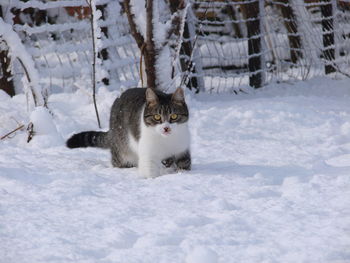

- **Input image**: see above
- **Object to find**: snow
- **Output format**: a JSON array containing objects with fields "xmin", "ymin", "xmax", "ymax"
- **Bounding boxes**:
[
  {"xmin": 1, "ymin": 77, "xmax": 350, "ymax": 262},
  {"xmin": 326, "ymin": 153, "xmax": 350, "ymax": 167},
  {"xmin": 185, "ymin": 246, "xmax": 218, "ymax": 263},
  {"xmin": 130, "ymin": 0, "xmax": 147, "ymax": 38},
  {"xmin": 29, "ymin": 106, "xmax": 63, "ymax": 148}
]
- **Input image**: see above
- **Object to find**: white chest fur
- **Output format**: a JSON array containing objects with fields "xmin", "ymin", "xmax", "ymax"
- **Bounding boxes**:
[{"xmin": 129, "ymin": 115, "xmax": 190, "ymax": 178}]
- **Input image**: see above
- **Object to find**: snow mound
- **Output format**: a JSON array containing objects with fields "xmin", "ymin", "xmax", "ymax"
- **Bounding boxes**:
[{"xmin": 29, "ymin": 106, "xmax": 63, "ymax": 147}]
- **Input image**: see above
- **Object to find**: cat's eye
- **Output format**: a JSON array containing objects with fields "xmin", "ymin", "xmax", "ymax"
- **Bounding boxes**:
[
  {"xmin": 170, "ymin": 113, "xmax": 178, "ymax": 120},
  {"xmin": 153, "ymin": 114, "xmax": 161, "ymax": 121}
]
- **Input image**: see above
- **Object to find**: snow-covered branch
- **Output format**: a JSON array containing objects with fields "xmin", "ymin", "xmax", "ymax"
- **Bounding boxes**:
[
  {"xmin": 123, "ymin": 0, "xmax": 145, "ymax": 50},
  {"xmin": 162, "ymin": 0, "xmax": 187, "ymax": 47},
  {"xmin": 123, "ymin": 0, "xmax": 191, "ymax": 90},
  {"xmin": 0, "ymin": 18, "xmax": 45, "ymax": 107}
]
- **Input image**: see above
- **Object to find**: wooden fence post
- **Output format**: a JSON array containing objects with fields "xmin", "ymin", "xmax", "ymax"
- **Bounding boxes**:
[
  {"xmin": 241, "ymin": 0, "xmax": 263, "ymax": 88},
  {"xmin": 278, "ymin": 0, "xmax": 303, "ymax": 63},
  {"xmin": 320, "ymin": 0, "xmax": 336, "ymax": 74}
]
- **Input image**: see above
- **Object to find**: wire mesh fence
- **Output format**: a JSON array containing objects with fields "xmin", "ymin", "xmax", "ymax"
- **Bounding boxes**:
[
  {"xmin": 0, "ymin": 0, "xmax": 349, "ymax": 95},
  {"xmin": 189, "ymin": 0, "xmax": 350, "ymax": 92}
]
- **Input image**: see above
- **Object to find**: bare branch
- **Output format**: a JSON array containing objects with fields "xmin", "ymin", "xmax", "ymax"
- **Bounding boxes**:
[
  {"xmin": 144, "ymin": 0, "xmax": 157, "ymax": 89},
  {"xmin": 146, "ymin": 0, "xmax": 154, "ymax": 45},
  {"xmin": 86, "ymin": 0, "xmax": 101, "ymax": 128},
  {"xmin": 0, "ymin": 124, "xmax": 25, "ymax": 140}
]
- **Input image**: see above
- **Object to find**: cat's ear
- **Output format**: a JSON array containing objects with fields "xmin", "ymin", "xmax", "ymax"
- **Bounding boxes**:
[
  {"xmin": 172, "ymin": 87, "xmax": 185, "ymax": 104},
  {"xmin": 145, "ymin": 88, "xmax": 159, "ymax": 106}
]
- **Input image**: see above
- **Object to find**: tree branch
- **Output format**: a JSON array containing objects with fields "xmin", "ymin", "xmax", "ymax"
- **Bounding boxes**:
[
  {"xmin": 146, "ymin": 0, "xmax": 154, "ymax": 45},
  {"xmin": 145, "ymin": 0, "xmax": 157, "ymax": 89},
  {"xmin": 123, "ymin": 0, "xmax": 145, "ymax": 50},
  {"xmin": 0, "ymin": 124, "xmax": 25, "ymax": 140},
  {"xmin": 86, "ymin": 0, "xmax": 101, "ymax": 128}
]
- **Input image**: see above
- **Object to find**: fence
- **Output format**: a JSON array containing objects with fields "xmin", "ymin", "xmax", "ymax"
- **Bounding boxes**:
[
  {"xmin": 0, "ymin": 0, "xmax": 350, "ymax": 95},
  {"xmin": 190, "ymin": 0, "xmax": 350, "ymax": 92},
  {"xmin": 0, "ymin": 0, "xmax": 140, "ymax": 95}
]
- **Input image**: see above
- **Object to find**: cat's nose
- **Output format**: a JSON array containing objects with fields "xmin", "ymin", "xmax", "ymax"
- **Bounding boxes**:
[{"xmin": 163, "ymin": 127, "xmax": 171, "ymax": 133}]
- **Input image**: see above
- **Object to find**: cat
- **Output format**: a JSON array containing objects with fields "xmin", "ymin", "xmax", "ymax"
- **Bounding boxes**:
[{"xmin": 66, "ymin": 87, "xmax": 191, "ymax": 178}]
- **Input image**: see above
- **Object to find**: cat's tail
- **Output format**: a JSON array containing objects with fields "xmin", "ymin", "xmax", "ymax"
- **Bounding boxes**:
[{"xmin": 66, "ymin": 131, "xmax": 110, "ymax": 149}]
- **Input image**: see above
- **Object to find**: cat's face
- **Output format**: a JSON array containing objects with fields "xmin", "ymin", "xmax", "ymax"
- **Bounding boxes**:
[{"xmin": 143, "ymin": 88, "xmax": 189, "ymax": 137}]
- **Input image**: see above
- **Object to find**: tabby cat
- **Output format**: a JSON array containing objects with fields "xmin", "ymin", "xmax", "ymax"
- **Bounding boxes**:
[{"xmin": 66, "ymin": 87, "xmax": 191, "ymax": 178}]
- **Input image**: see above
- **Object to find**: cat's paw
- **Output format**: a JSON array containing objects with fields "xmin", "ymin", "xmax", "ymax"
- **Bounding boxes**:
[{"xmin": 161, "ymin": 157, "xmax": 175, "ymax": 168}]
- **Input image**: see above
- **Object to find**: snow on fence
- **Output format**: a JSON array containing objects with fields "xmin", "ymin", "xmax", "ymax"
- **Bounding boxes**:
[{"xmin": 0, "ymin": 0, "xmax": 350, "ymax": 95}]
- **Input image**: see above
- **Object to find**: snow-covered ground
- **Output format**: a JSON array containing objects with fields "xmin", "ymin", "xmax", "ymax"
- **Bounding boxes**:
[{"xmin": 1, "ymin": 77, "xmax": 350, "ymax": 263}]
